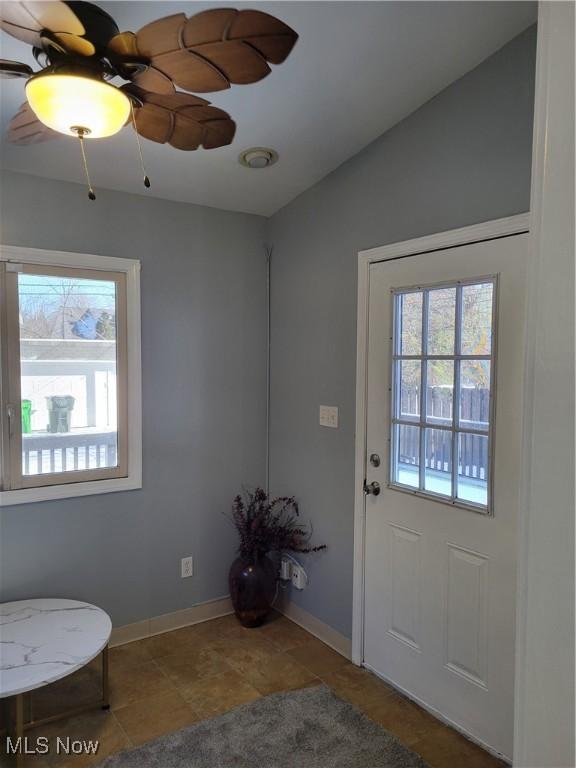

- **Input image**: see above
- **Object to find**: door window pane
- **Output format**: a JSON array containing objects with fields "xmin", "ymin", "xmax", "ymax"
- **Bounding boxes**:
[
  {"xmin": 457, "ymin": 433, "xmax": 489, "ymax": 506},
  {"xmin": 426, "ymin": 360, "xmax": 454, "ymax": 425},
  {"xmin": 461, "ymin": 282, "xmax": 493, "ymax": 355},
  {"xmin": 397, "ymin": 292, "xmax": 422, "ymax": 356},
  {"xmin": 460, "ymin": 361, "xmax": 491, "ymax": 431},
  {"xmin": 393, "ymin": 424, "xmax": 420, "ymax": 488},
  {"xmin": 397, "ymin": 360, "xmax": 420, "ymax": 420},
  {"xmin": 389, "ymin": 278, "xmax": 495, "ymax": 511},
  {"xmin": 424, "ymin": 428, "xmax": 452, "ymax": 496},
  {"xmin": 18, "ymin": 273, "xmax": 119, "ymax": 476},
  {"xmin": 427, "ymin": 287, "xmax": 456, "ymax": 355}
]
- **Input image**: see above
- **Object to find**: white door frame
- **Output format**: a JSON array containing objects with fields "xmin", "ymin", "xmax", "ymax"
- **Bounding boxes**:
[
  {"xmin": 512, "ymin": 3, "xmax": 575, "ymax": 766},
  {"xmin": 351, "ymin": 212, "xmax": 531, "ymax": 667}
]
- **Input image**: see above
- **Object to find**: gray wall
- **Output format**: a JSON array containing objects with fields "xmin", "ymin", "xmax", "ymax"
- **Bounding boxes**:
[
  {"xmin": 266, "ymin": 26, "xmax": 536, "ymax": 638},
  {"xmin": 0, "ymin": 171, "xmax": 267, "ymax": 627},
  {"xmin": 0, "ymin": 25, "xmax": 537, "ymax": 638}
]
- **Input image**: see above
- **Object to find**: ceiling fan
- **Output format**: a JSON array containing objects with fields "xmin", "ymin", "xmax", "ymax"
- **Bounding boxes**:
[{"xmin": 0, "ymin": 1, "xmax": 298, "ymax": 198}]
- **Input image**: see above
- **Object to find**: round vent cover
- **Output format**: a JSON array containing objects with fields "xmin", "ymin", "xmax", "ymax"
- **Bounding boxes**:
[{"xmin": 238, "ymin": 147, "xmax": 279, "ymax": 169}]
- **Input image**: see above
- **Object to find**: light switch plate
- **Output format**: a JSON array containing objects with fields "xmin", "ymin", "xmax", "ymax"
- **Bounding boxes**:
[{"xmin": 319, "ymin": 405, "xmax": 338, "ymax": 428}]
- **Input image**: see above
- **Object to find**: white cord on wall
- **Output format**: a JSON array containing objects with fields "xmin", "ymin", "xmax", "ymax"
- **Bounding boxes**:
[{"xmin": 264, "ymin": 245, "xmax": 273, "ymax": 494}]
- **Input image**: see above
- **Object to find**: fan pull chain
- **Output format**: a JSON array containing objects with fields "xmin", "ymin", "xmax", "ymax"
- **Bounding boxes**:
[
  {"xmin": 75, "ymin": 129, "xmax": 96, "ymax": 201},
  {"xmin": 130, "ymin": 101, "xmax": 150, "ymax": 188}
]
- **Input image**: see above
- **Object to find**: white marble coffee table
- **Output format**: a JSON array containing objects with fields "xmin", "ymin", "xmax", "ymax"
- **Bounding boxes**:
[{"xmin": 0, "ymin": 598, "xmax": 112, "ymax": 767}]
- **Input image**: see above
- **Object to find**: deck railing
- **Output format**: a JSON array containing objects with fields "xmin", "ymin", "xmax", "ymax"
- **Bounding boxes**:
[
  {"xmin": 22, "ymin": 430, "xmax": 117, "ymax": 475},
  {"xmin": 399, "ymin": 386, "xmax": 490, "ymax": 481}
]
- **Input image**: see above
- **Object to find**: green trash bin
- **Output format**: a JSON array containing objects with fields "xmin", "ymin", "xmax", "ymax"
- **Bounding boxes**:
[{"xmin": 21, "ymin": 399, "xmax": 32, "ymax": 434}]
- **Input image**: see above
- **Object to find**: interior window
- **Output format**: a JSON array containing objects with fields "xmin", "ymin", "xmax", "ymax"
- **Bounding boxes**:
[
  {"xmin": 0, "ymin": 262, "xmax": 129, "ymax": 492},
  {"xmin": 390, "ymin": 278, "xmax": 496, "ymax": 511}
]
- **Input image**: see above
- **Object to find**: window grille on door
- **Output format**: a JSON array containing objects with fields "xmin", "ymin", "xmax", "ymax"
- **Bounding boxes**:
[{"xmin": 389, "ymin": 277, "xmax": 497, "ymax": 513}]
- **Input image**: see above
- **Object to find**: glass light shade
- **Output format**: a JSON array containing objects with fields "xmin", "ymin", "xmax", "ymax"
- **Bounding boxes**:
[{"xmin": 26, "ymin": 74, "xmax": 131, "ymax": 138}]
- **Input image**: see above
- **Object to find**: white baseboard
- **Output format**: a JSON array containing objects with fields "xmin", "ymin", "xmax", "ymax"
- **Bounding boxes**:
[
  {"xmin": 110, "ymin": 594, "xmax": 352, "ymax": 662},
  {"xmin": 110, "ymin": 596, "xmax": 233, "ymax": 646},
  {"xmin": 277, "ymin": 599, "xmax": 352, "ymax": 660}
]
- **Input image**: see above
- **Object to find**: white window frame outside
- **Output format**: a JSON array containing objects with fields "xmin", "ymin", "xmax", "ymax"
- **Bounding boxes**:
[
  {"xmin": 388, "ymin": 275, "xmax": 498, "ymax": 515},
  {"xmin": 0, "ymin": 245, "xmax": 142, "ymax": 506}
]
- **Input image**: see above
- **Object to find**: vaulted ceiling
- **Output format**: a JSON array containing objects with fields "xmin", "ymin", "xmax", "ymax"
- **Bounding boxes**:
[{"xmin": 0, "ymin": 1, "xmax": 536, "ymax": 215}]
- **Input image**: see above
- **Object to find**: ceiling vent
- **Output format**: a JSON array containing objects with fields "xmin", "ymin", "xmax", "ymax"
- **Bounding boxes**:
[{"xmin": 238, "ymin": 147, "xmax": 278, "ymax": 169}]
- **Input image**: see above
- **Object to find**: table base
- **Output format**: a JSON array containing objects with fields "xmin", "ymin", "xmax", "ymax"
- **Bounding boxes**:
[{"xmin": 3, "ymin": 645, "xmax": 109, "ymax": 768}]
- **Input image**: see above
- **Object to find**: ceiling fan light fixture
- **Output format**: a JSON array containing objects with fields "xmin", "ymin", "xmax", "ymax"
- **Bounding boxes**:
[
  {"xmin": 25, "ymin": 74, "xmax": 131, "ymax": 139},
  {"xmin": 239, "ymin": 147, "xmax": 278, "ymax": 169}
]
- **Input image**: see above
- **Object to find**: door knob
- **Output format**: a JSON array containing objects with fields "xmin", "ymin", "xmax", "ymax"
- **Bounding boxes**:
[{"xmin": 364, "ymin": 481, "xmax": 381, "ymax": 496}]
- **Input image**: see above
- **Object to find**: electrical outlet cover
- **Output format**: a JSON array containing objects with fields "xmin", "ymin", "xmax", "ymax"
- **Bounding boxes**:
[
  {"xmin": 280, "ymin": 557, "xmax": 292, "ymax": 581},
  {"xmin": 291, "ymin": 563, "xmax": 308, "ymax": 590},
  {"xmin": 181, "ymin": 556, "xmax": 193, "ymax": 578}
]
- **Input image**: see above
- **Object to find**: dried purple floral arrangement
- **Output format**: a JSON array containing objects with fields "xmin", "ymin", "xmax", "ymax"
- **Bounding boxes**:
[{"xmin": 229, "ymin": 487, "xmax": 326, "ymax": 560}]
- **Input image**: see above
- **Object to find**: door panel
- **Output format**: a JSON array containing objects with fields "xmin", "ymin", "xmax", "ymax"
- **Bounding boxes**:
[
  {"xmin": 389, "ymin": 523, "xmax": 422, "ymax": 650},
  {"xmin": 445, "ymin": 543, "xmax": 488, "ymax": 688},
  {"xmin": 363, "ymin": 234, "xmax": 528, "ymax": 758}
]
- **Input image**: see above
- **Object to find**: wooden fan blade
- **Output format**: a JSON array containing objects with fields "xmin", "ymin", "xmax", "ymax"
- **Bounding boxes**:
[
  {"xmin": 52, "ymin": 31, "xmax": 95, "ymax": 56},
  {"xmin": 169, "ymin": 114, "xmax": 204, "ymax": 150},
  {"xmin": 23, "ymin": 1, "xmax": 84, "ymax": 34},
  {"xmin": 108, "ymin": 30, "xmax": 139, "ymax": 57},
  {"xmin": 136, "ymin": 13, "xmax": 186, "ymax": 58},
  {"xmin": 132, "ymin": 90, "xmax": 209, "ymax": 110},
  {"xmin": 8, "ymin": 101, "xmax": 59, "ymax": 145},
  {"xmin": 0, "ymin": 19, "xmax": 42, "ymax": 47},
  {"xmin": 129, "ymin": 8, "xmax": 297, "ymax": 94},
  {"xmin": 196, "ymin": 112, "xmax": 236, "ymax": 150},
  {"xmin": 130, "ymin": 102, "xmax": 172, "ymax": 144},
  {"xmin": 0, "ymin": 59, "xmax": 33, "ymax": 78},
  {"xmin": 0, "ymin": 1, "xmax": 84, "ymax": 48},
  {"xmin": 132, "ymin": 66, "xmax": 175, "ymax": 95},
  {"xmin": 186, "ymin": 41, "xmax": 270, "ymax": 86},
  {"xmin": 180, "ymin": 9, "xmax": 238, "ymax": 47},
  {"xmin": 227, "ymin": 10, "xmax": 298, "ymax": 64},
  {"xmin": 142, "ymin": 50, "xmax": 229, "ymax": 93},
  {"xmin": 125, "ymin": 86, "xmax": 235, "ymax": 151}
]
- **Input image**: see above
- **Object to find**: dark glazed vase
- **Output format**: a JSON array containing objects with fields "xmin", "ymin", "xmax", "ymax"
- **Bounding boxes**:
[{"xmin": 229, "ymin": 554, "xmax": 277, "ymax": 627}]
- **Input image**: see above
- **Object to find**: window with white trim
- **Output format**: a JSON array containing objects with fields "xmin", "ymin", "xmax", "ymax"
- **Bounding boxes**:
[
  {"xmin": 0, "ymin": 248, "xmax": 141, "ymax": 505},
  {"xmin": 389, "ymin": 277, "xmax": 497, "ymax": 513}
]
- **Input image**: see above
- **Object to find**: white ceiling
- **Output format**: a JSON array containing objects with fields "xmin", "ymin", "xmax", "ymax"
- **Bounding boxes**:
[{"xmin": 0, "ymin": 1, "xmax": 536, "ymax": 216}]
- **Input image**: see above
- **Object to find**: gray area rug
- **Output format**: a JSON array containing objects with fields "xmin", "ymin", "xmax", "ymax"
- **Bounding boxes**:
[{"xmin": 98, "ymin": 685, "xmax": 429, "ymax": 768}]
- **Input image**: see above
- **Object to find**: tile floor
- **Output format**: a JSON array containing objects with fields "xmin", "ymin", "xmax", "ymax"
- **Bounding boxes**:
[{"xmin": 1, "ymin": 612, "xmax": 506, "ymax": 768}]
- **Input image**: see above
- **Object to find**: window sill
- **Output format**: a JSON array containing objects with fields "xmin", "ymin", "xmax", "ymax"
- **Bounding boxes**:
[{"xmin": 0, "ymin": 475, "xmax": 142, "ymax": 507}]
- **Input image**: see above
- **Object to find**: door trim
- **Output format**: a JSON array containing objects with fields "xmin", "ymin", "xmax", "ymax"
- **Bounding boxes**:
[
  {"xmin": 352, "ymin": 213, "xmax": 530, "ymax": 667},
  {"xmin": 513, "ymin": 4, "xmax": 575, "ymax": 765}
]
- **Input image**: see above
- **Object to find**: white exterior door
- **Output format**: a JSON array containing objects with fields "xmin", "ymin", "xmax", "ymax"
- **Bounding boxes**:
[{"xmin": 362, "ymin": 233, "xmax": 528, "ymax": 759}]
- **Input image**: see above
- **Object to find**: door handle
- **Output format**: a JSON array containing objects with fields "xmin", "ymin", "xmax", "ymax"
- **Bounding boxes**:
[
  {"xmin": 364, "ymin": 481, "xmax": 381, "ymax": 496},
  {"xmin": 6, "ymin": 404, "xmax": 16, "ymax": 438}
]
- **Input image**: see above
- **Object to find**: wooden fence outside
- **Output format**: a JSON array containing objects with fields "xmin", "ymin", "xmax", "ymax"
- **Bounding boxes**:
[{"xmin": 398, "ymin": 386, "xmax": 489, "ymax": 480}]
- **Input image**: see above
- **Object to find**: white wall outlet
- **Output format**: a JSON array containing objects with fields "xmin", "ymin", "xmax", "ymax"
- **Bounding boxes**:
[
  {"xmin": 181, "ymin": 556, "xmax": 193, "ymax": 579},
  {"xmin": 291, "ymin": 562, "xmax": 308, "ymax": 590},
  {"xmin": 280, "ymin": 556, "xmax": 292, "ymax": 581},
  {"xmin": 319, "ymin": 405, "xmax": 338, "ymax": 428}
]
